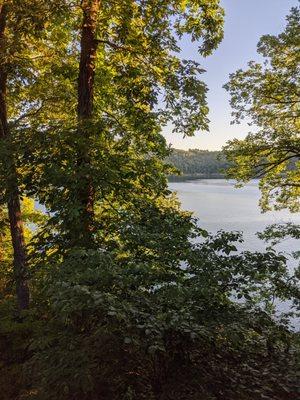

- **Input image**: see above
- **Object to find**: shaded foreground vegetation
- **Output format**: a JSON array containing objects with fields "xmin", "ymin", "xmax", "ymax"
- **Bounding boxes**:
[
  {"xmin": 1, "ymin": 225, "xmax": 300, "ymax": 400},
  {"xmin": 0, "ymin": 1, "xmax": 299, "ymax": 400}
]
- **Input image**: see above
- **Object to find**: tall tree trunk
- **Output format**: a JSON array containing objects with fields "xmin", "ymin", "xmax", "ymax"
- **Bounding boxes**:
[
  {"xmin": 76, "ymin": 0, "xmax": 100, "ymax": 246},
  {"xmin": 0, "ymin": 3, "xmax": 29, "ymax": 310}
]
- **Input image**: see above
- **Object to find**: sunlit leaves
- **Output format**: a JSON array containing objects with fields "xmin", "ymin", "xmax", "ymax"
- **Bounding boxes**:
[{"xmin": 224, "ymin": 6, "xmax": 300, "ymax": 212}]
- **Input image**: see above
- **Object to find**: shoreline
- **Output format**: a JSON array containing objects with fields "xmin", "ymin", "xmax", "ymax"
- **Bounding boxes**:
[{"xmin": 168, "ymin": 173, "xmax": 226, "ymax": 182}]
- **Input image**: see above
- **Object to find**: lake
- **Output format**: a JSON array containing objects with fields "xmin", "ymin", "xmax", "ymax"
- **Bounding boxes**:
[{"xmin": 169, "ymin": 179, "xmax": 300, "ymax": 254}]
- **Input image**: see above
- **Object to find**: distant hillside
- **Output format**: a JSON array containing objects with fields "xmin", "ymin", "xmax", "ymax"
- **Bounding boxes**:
[{"xmin": 167, "ymin": 149, "xmax": 229, "ymax": 180}]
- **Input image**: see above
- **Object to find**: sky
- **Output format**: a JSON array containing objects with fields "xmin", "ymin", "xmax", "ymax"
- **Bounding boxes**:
[{"xmin": 163, "ymin": 0, "xmax": 298, "ymax": 151}]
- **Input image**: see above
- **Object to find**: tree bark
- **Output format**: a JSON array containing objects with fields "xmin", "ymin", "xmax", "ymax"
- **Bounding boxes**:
[
  {"xmin": 0, "ymin": 3, "xmax": 29, "ymax": 310},
  {"xmin": 78, "ymin": 0, "xmax": 100, "ymax": 119},
  {"xmin": 76, "ymin": 0, "xmax": 100, "ymax": 246}
]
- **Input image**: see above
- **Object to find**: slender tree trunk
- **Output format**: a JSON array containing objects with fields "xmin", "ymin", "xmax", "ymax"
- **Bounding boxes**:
[
  {"xmin": 0, "ymin": 3, "xmax": 29, "ymax": 310},
  {"xmin": 76, "ymin": 0, "xmax": 100, "ymax": 246}
]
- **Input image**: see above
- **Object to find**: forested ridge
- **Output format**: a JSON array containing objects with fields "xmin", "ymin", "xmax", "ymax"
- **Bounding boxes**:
[
  {"xmin": 167, "ymin": 148, "xmax": 297, "ymax": 181},
  {"xmin": 0, "ymin": 1, "xmax": 299, "ymax": 400},
  {"xmin": 167, "ymin": 148, "xmax": 229, "ymax": 178}
]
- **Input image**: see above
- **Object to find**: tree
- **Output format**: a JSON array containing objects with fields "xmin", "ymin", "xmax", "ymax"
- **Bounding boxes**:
[
  {"xmin": 76, "ymin": 0, "xmax": 100, "ymax": 245},
  {"xmin": 0, "ymin": 1, "xmax": 29, "ymax": 311},
  {"xmin": 0, "ymin": 199, "xmax": 45, "ymax": 297},
  {"xmin": 0, "ymin": 0, "xmax": 71, "ymax": 309},
  {"xmin": 224, "ymin": 6, "xmax": 300, "ymax": 212},
  {"xmin": 0, "ymin": 0, "xmax": 69, "ymax": 310},
  {"xmin": 18, "ymin": 0, "xmax": 225, "ymax": 251}
]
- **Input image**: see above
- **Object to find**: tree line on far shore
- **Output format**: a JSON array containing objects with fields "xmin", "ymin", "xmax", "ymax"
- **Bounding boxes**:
[{"xmin": 167, "ymin": 148, "xmax": 230, "ymax": 179}]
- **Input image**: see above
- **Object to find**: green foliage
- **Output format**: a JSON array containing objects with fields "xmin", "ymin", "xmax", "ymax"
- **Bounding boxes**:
[
  {"xmin": 0, "ymin": 300, "xmax": 32, "ymax": 400},
  {"xmin": 0, "ymin": 2, "xmax": 299, "ymax": 400},
  {"xmin": 258, "ymin": 222, "xmax": 300, "ymax": 246},
  {"xmin": 25, "ymin": 229, "xmax": 300, "ymax": 400},
  {"xmin": 224, "ymin": 6, "xmax": 300, "ymax": 212}
]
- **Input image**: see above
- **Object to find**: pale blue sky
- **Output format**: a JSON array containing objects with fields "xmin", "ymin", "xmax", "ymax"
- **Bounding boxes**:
[{"xmin": 163, "ymin": 0, "xmax": 298, "ymax": 150}]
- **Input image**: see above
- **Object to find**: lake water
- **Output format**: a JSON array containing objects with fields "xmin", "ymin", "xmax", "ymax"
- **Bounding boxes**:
[{"xmin": 169, "ymin": 179, "xmax": 300, "ymax": 254}]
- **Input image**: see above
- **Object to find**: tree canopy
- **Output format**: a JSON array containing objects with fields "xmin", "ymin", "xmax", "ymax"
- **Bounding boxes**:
[{"xmin": 224, "ymin": 6, "xmax": 300, "ymax": 212}]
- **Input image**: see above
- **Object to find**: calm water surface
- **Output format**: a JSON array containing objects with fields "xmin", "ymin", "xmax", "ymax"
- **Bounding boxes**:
[{"xmin": 169, "ymin": 179, "xmax": 300, "ymax": 253}]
